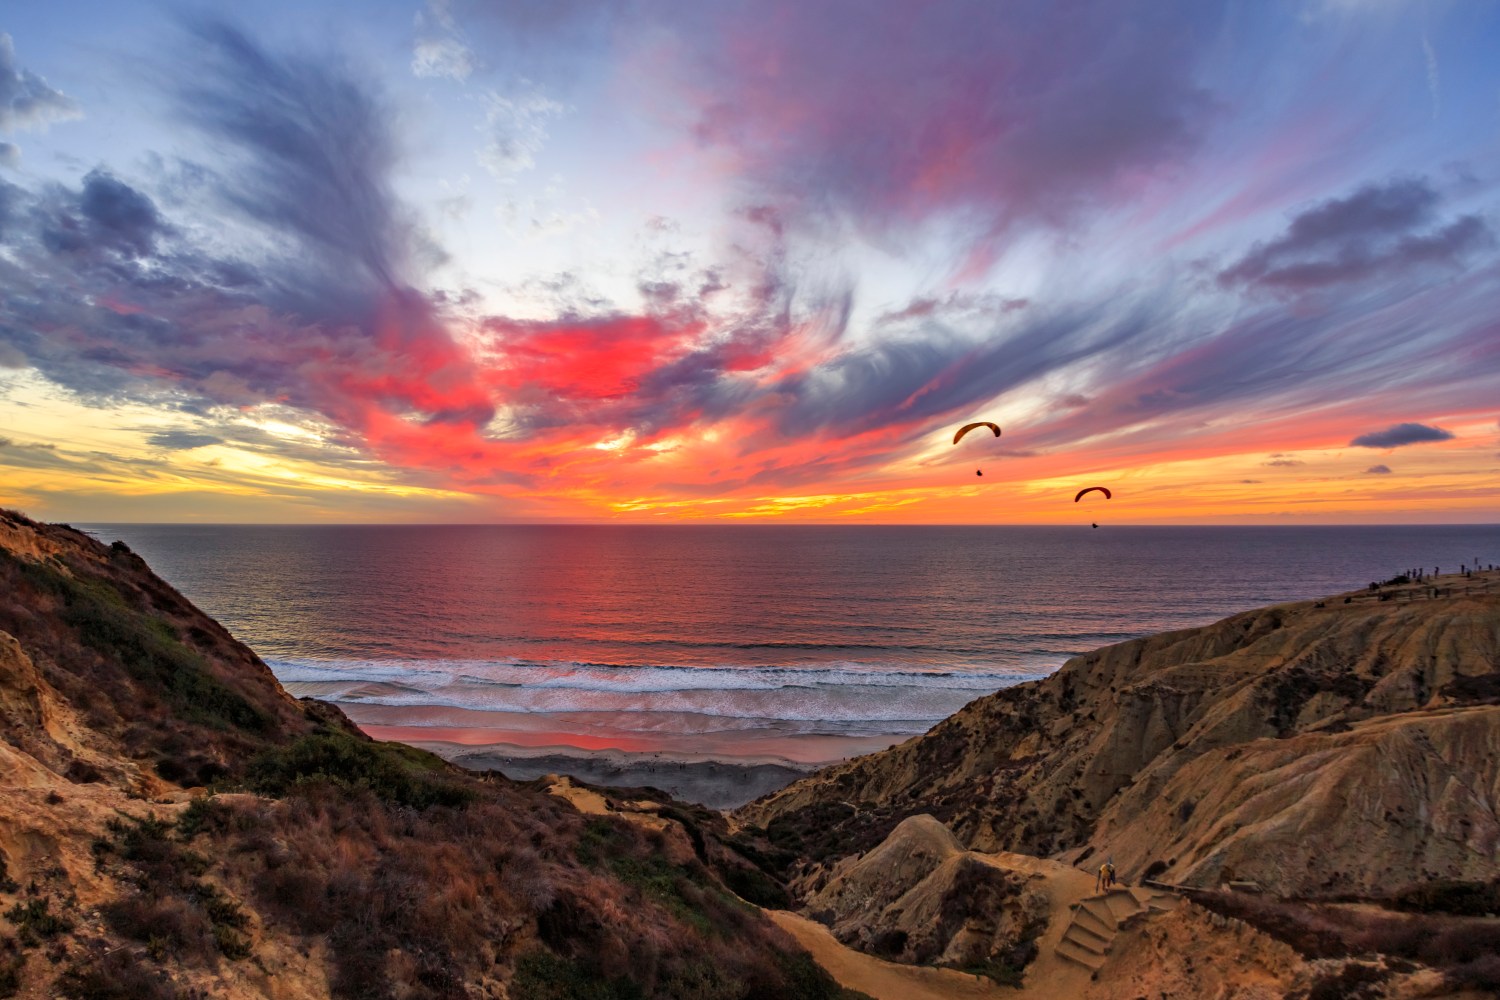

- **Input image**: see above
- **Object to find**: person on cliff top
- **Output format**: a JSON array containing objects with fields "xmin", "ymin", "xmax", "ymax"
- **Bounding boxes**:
[{"xmin": 1096, "ymin": 860, "xmax": 1116, "ymax": 893}]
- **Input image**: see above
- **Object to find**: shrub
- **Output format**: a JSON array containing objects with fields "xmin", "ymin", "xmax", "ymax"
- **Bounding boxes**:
[
  {"xmin": 0, "ymin": 937, "xmax": 22, "ymax": 998},
  {"xmin": 1389, "ymin": 878, "xmax": 1500, "ymax": 917},
  {"xmin": 94, "ymin": 814, "xmax": 252, "ymax": 963},
  {"xmin": 510, "ymin": 950, "xmax": 645, "ymax": 1000},
  {"xmin": 4, "ymin": 898, "xmax": 74, "ymax": 946},
  {"xmin": 103, "ymin": 895, "xmax": 213, "ymax": 962},
  {"xmin": 1305, "ymin": 961, "xmax": 1387, "ymax": 1000},
  {"xmin": 719, "ymin": 863, "xmax": 789, "ymax": 909},
  {"xmin": 246, "ymin": 731, "xmax": 474, "ymax": 810},
  {"xmin": 175, "ymin": 796, "xmax": 229, "ymax": 840},
  {"xmin": 56, "ymin": 950, "xmax": 178, "ymax": 1000},
  {"xmin": 1445, "ymin": 953, "xmax": 1500, "ymax": 991}
]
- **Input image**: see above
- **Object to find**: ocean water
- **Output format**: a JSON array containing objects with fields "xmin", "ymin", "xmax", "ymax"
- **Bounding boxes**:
[{"xmin": 86, "ymin": 524, "xmax": 1500, "ymax": 762}]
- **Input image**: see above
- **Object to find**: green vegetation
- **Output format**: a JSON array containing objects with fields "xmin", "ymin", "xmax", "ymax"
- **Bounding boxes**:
[
  {"xmin": 575, "ymin": 817, "xmax": 742, "ymax": 938},
  {"xmin": 93, "ymin": 813, "xmax": 250, "ymax": 964},
  {"xmin": 0, "ymin": 937, "xmax": 21, "ymax": 998},
  {"xmin": 56, "ymin": 950, "xmax": 178, "ymax": 1000},
  {"xmin": 952, "ymin": 955, "xmax": 1027, "ymax": 987},
  {"xmin": 246, "ymin": 729, "xmax": 474, "ymax": 809},
  {"xmin": 511, "ymin": 951, "xmax": 647, "ymax": 1000},
  {"xmin": 1390, "ymin": 878, "xmax": 1500, "ymax": 917},
  {"xmin": 3, "ymin": 898, "xmax": 74, "ymax": 946},
  {"xmin": 1, "ymin": 549, "xmax": 268, "ymax": 733}
]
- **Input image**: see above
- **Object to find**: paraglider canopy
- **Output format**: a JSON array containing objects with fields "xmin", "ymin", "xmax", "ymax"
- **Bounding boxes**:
[
  {"xmin": 953, "ymin": 422, "xmax": 1001, "ymax": 445},
  {"xmin": 1074, "ymin": 486, "xmax": 1112, "ymax": 503}
]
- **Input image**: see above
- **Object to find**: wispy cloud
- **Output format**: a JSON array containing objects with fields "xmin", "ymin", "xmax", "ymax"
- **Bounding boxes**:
[
  {"xmin": 1421, "ymin": 34, "xmax": 1440, "ymax": 119},
  {"xmin": 0, "ymin": 33, "xmax": 81, "ymax": 132}
]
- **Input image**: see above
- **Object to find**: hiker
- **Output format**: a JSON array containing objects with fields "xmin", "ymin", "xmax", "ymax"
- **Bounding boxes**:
[{"xmin": 1096, "ymin": 859, "xmax": 1116, "ymax": 893}]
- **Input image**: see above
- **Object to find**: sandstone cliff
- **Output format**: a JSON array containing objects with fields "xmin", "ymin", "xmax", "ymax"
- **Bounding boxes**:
[
  {"xmin": 803, "ymin": 814, "xmax": 1047, "ymax": 969},
  {"xmin": 740, "ymin": 572, "xmax": 1500, "ymax": 899}
]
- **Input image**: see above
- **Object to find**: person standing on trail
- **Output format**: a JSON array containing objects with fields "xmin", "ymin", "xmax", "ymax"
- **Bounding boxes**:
[{"xmin": 1096, "ymin": 859, "xmax": 1117, "ymax": 893}]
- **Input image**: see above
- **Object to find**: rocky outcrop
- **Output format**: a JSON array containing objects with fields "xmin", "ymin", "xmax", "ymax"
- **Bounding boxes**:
[
  {"xmin": 805, "ymin": 815, "xmax": 1049, "ymax": 969},
  {"xmin": 740, "ymin": 573, "xmax": 1500, "ymax": 899}
]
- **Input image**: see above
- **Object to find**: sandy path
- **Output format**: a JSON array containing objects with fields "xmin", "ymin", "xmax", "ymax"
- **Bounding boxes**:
[
  {"xmin": 769, "ymin": 852, "xmax": 1114, "ymax": 1000},
  {"xmin": 972, "ymin": 853, "xmax": 1099, "ymax": 996},
  {"xmin": 767, "ymin": 911, "xmax": 1010, "ymax": 1000}
]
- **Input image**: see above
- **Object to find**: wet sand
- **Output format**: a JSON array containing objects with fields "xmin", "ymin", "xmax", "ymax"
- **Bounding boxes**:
[
  {"xmin": 388, "ymin": 738, "xmax": 821, "ymax": 811},
  {"xmin": 343, "ymin": 705, "xmax": 908, "ymax": 762}
]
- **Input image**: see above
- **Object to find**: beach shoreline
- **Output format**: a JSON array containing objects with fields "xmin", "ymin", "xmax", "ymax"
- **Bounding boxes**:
[{"xmin": 381, "ymin": 735, "xmax": 824, "ymax": 811}]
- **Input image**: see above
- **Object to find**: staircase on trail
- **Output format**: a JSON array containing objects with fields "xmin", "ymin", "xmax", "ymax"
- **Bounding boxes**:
[{"xmin": 1054, "ymin": 885, "xmax": 1181, "ymax": 974}]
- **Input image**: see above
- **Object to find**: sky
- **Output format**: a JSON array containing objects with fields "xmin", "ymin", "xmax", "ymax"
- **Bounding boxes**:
[{"xmin": 1, "ymin": 0, "xmax": 1498, "ymax": 524}]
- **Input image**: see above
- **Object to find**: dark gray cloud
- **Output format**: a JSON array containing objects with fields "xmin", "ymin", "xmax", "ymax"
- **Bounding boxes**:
[
  {"xmin": 79, "ymin": 170, "xmax": 163, "ymax": 254},
  {"xmin": 1219, "ymin": 178, "xmax": 1493, "ymax": 293},
  {"xmin": 1350, "ymin": 422, "xmax": 1454, "ymax": 448},
  {"xmin": 1263, "ymin": 458, "xmax": 1302, "ymax": 467},
  {"xmin": 0, "ymin": 33, "xmax": 80, "ymax": 132},
  {"xmin": 1364, "ymin": 464, "xmax": 1392, "ymax": 474},
  {"xmin": 38, "ymin": 169, "xmax": 166, "ymax": 258},
  {"xmin": 146, "ymin": 431, "xmax": 222, "ymax": 450},
  {"xmin": 0, "ymin": 177, "xmax": 19, "ymax": 237},
  {"xmin": 0, "ymin": 141, "xmax": 16, "ymax": 167}
]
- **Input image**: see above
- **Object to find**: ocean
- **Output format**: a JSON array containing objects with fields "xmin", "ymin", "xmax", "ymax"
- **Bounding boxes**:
[{"xmin": 86, "ymin": 524, "xmax": 1499, "ymax": 763}]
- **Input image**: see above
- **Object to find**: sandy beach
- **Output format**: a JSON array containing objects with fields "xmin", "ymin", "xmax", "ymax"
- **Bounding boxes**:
[{"xmin": 387, "ymin": 737, "xmax": 822, "ymax": 810}]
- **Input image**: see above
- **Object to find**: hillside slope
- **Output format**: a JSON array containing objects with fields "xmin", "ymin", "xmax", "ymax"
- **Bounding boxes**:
[
  {"xmin": 0, "ymin": 509, "xmax": 859, "ymax": 1000},
  {"xmin": 739, "ymin": 571, "xmax": 1500, "ymax": 898}
]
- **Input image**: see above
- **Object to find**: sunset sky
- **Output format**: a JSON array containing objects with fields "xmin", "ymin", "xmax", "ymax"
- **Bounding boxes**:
[{"xmin": 1, "ymin": 0, "xmax": 1498, "ymax": 524}]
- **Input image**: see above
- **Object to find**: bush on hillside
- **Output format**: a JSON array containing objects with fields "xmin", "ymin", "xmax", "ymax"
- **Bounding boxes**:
[{"xmin": 246, "ymin": 730, "xmax": 474, "ymax": 810}]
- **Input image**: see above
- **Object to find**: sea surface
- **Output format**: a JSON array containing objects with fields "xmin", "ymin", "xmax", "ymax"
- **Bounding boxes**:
[{"xmin": 85, "ymin": 524, "xmax": 1499, "ymax": 762}]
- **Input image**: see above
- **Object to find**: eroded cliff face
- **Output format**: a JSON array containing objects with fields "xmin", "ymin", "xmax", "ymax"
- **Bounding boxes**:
[
  {"xmin": 802, "ymin": 815, "xmax": 1048, "ymax": 969},
  {"xmin": 739, "ymin": 575, "xmax": 1500, "ymax": 898}
]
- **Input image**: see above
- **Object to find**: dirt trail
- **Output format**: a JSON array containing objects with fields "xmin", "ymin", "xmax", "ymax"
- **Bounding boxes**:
[
  {"xmin": 767, "ymin": 910, "xmax": 1009, "ymax": 1000},
  {"xmin": 973, "ymin": 852, "xmax": 1102, "ymax": 996},
  {"xmin": 770, "ymin": 851, "xmax": 1122, "ymax": 1000}
]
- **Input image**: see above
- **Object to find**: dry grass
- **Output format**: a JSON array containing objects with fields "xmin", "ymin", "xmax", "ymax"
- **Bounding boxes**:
[{"xmin": 1196, "ymin": 891, "xmax": 1500, "ymax": 991}]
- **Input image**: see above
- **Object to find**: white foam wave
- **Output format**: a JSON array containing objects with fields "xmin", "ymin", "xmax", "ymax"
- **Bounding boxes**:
[{"xmin": 269, "ymin": 656, "xmax": 1051, "ymax": 725}]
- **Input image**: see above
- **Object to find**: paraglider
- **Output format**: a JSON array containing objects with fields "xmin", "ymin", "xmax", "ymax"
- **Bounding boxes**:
[
  {"xmin": 1074, "ymin": 486, "xmax": 1112, "ymax": 503},
  {"xmin": 955, "ymin": 422, "xmax": 1001, "ymax": 477},
  {"xmin": 953, "ymin": 422, "xmax": 1001, "ymax": 445}
]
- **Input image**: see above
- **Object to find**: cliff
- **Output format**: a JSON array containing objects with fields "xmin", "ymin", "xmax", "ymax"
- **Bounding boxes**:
[
  {"xmin": 0, "ymin": 509, "xmax": 860, "ymax": 1000},
  {"xmin": 739, "ymin": 571, "xmax": 1500, "ymax": 899}
]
